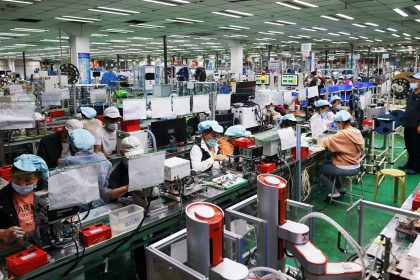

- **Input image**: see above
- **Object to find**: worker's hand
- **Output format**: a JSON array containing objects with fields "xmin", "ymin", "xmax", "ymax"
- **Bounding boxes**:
[
  {"xmin": 213, "ymin": 155, "xmax": 227, "ymax": 162},
  {"xmin": 0, "ymin": 226, "xmax": 25, "ymax": 243},
  {"xmin": 57, "ymin": 157, "xmax": 65, "ymax": 164},
  {"xmin": 417, "ymin": 125, "xmax": 420, "ymax": 134}
]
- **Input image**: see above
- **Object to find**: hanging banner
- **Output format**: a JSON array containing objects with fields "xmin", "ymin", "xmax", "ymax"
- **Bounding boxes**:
[
  {"xmin": 78, "ymin": 53, "xmax": 91, "ymax": 84},
  {"xmin": 301, "ymin": 43, "xmax": 312, "ymax": 52},
  {"xmin": 269, "ymin": 60, "xmax": 280, "ymax": 70},
  {"xmin": 382, "ymin": 54, "xmax": 389, "ymax": 59}
]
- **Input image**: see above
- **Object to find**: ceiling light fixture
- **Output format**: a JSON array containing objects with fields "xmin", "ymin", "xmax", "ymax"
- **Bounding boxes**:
[
  {"xmin": 365, "ymin": 22, "xmax": 379, "ymax": 27},
  {"xmin": 219, "ymin": 26, "xmax": 241, "ymax": 30},
  {"xmin": 11, "ymin": 28, "xmax": 48, "ymax": 32},
  {"xmin": 55, "ymin": 17, "xmax": 95, "ymax": 23},
  {"xmin": 275, "ymin": 2, "xmax": 301, "ymax": 10},
  {"xmin": 1, "ymin": 0, "xmax": 33, "ymax": 4},
  {"xmin": 415, "ymin": 19, "xmax": 420, "ymax": 23},
  {"xmin": 402, "ymin": 33, "xmax": 411, "ymax": 36},
  {"xmin": 0, "ymin": 32, "xmax": 29, "ymax": 37},
  {"xmin": 128, "ymin": 36, "xmax": 153, "ymax": 40},
  {"xmin": 415, "ymin": 5, "xmax": 420, "ymax": 11},
  {"xmin": 212, "ymin": 11, "xmax": 241, "ymax": 18},
  {"xmin": 97, "ymin": 6, "xmax": 139, "ymax": 14},
  {"xmin": 387, "ymin": 28, "xmax": 397, "ymax": 32},
  {"xmin": 374, "ymin": 29, "xmax": 385, "ymax": 33},
  {"xmin": 225, "ymin": 9, "xmax": 253, "ymax": 16},
  {"xmin": 336, "ymin": 13, "xmax": 354, "ymax": 20},
  {"xmin": 90, "ymin": 34, "xmax": 108, "ymax": 37},
  {"xmin": 131, "ymin": 23, "xmax": 164, "ymax": 28},
  {"xmin": 391, "ymin": 34, "xmax": 400, "ymax": 37},
  {"xmin": 229, "ymin": 25, "xmax": 250, "ymax": 29},
  {"xmin": 276, "ymin": 20, "xmax": 296, "ymax": 25},
  {"xmin": 166, "ymin": 19, "xmax": 194, "ymax": 24},
  {"xmin": 62, "ymin": 15, "xmax": 101, "ymax": 21},
  {"xmin": 359, "ymin": 36, "xmax": 368, "ymax": 39},
  {"xmin": 328, "ymin": 32, "xmax": 340, "ymax": 36},
  {"xmin": 321, "ymin": 15, "xmax": 339, "ymax": 21},
  {"xmin": 143, "ymin": 0, "xmax": 177, "ymax": 6},
  {"xmin": 393, "ymin": 8, "xmax": 408, "ymax": 17},
  {"xmin": 103, "ymin": 28, "xmax": 134, "ymax": 33},
  {"xmin": 301, "ymin": 27, "xmax": 316, "ymax": 31},
  {"xmin": 292, "ymin": 0, "xmax": 318, "ymax": 8},
  {"xmin": 338, "ymin": 32, "xmax": 350, "ymax": 35},
  {"xmin": 176, "ymin": 17, "xmax": 204, "ymax": 23},
  {"xmin": 258, "ymin": 32, "xmax": 276, "ymax": 35},
  {"xmin": 264, "ymin": 21, "xmax": 284, "ymax": 26},
  {"xmin": 88, "ymin": 8, "xmax": 130, "ymax": 15},
  {"xmin": 352, "ymin": 23, "xmax": 366, "ymax": 28},
  {"xmin": 268, "ymin": 31, "xmax": 284, "ymax": 34},
  {"xmin": 312, "ymin": 27, "xmax": 327, "ymax": 31}
]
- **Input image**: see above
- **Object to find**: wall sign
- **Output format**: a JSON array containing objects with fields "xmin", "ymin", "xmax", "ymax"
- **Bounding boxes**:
[{"xmin": 78, "ymin": 53, "xmax": 91, "ymax": 84}]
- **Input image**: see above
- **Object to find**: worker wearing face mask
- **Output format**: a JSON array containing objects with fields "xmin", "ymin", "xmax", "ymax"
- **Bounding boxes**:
[
  {"xmin": 37, "ymin": 119, "xmax": 83, "ymax": 168},
  {"xmin": 190, "ymin": 120, "xmax": 226, "ymax": 174},
  {"xmin": 94, "ymin": 107, "xmax": 121, "ymax": 156},
  {"xmin": 310, "ymin": 100, "xmax": 331, "ymax": 122},
  {"xmin": 58, "ymin": 128, "xmax": 112, "ymax": 208},
  {"xmin": 318, "ymin": 111, "xmax": 364, "ymax": 202},
  {"xmin": 399, "ymin": 73, "xmax": 420, "ymax": 175},
  {"xmin": 0, "ymin": 154, "xmax": 49, "ymax": 243}
]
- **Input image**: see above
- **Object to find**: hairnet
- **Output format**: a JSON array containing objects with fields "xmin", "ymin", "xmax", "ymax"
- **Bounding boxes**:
[
  {"xmin": 69, "ymin": 129, "xmax": 95, "ymax": 151},
  {"xmin": 198, "ymin": 120, "xmax": 224, "ymax": 134},
  {"xmin": 333, "ymin": 110, "xmax": 353, "ymax": 122},
  {"xmin": 80, "ymin": 107, "xmax": 97, "ymax": 119},
  {"xmin": 314, "ymin": 100, "xmax": 331, "ymax": 108},
  {"xmin": 224, "ymin": 125, "xmax": 250, "ymax": 138},
  {"xmin": 280, "ymin": 114, "xmax": 297, "ymax": 124},
  {"xmin": 14, "ymin": 154, "xmax": 49, "ymax": 180},
  {"xmin": 329, "ymin": 95, "xmax": 342, "ymax": 104}
]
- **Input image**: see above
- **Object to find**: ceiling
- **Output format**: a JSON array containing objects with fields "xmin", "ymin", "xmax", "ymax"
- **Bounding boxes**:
[{"xmin": 0, "ymin": 0, "xmax": 419, "ymax": 60}]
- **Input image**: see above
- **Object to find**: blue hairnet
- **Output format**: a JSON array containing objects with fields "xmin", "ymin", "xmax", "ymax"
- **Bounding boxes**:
[
  {"xmin": 14, "ymin": 154, "xmax": 49, "ymax": 180},
  {"xmin": 225, "ymin": 125, "xmax": 250, "ymax": 138},
  {"xmin": 329, "ymin": 95, "xmax": 342, "ymax": 104},
  {"xmin": 333, "ymin": 110, "xmax": 353, "ymax": 122},
  {"xmin": 69, "ymin": 129, "xmax": 95, "ymax": 151},
  {"xmin": 80, "ymin": 107, "xmax": 97, "ymax": 119},
  {"xmin": 198, "ymin": 120, "xmax": 224, "ymax": 134},
  {"xmin": 314, "ymin": 100, "xmax": 331, "ymax": 108},
  {"xmin": 280, "ymin": 114, "xmax": 297, "ymax": 124}
]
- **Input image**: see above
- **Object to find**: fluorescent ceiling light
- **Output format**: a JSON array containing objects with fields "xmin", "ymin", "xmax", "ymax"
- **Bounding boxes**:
[
  {"xmin": 258, "ymin": 32, "xmax": 276, "ymax": 35},
  {"xmin": 220, "ymin": 26, "xmax": 241, "ymax": 30},
  {"xmin": 103, "ymin": 28, "xmax": 134, "ymax": 33},
  {"xmin": 338, "ymin": 32, "xmax": 350, "ymax": 35},
  {"xmin": 14, "ymin": 43, "xmax": 36, "ymax": 46},
  {"xmin": 292, "ymin": 0, "xmax": 318, "ymax": 8},
  {"xmin": 128, "ymin": 37, "xmax": 153, "ymax": 40},
  {"xmin": 365, "ymin": 22, "xmax": 378, "ymax": 27},
  {"xmin": 168, "ymin": 35, "xmax": 190, "ymax": 38},
  {"xmin": 312, "ymin": 27, "xmax": 327, "ymax": 31},
  {"xmin": 393, "ymin": 8, "xmax": 408, "ymax": 17},
  {"xmin": 415, "ymin": 19, "xmax": 420, "ymax": 23},
  {"xmin": 328, "ymin": 33, "xmax": 340, "ymax": 36},
  {"xmin": 321, "ymin": 15, "xmax": 339, "ymax": 21},
  {"xmin": 143, "ymin": 0, "xmax": 177, "ymax": 6},
  {"xmin": 11, "ymin": 28, "xmax": 48, "ymax": 32},
  {"xmin": 415, "ymin": 37, "xmax": 420, "ymax": 40},
  {"xmin": 55, "ymin": 17, "xmax": 94, "ymax": 23},
  {"xmin": 268, "ymin": 31, "xmax": 284, "ymax": 34},
  {"xmin": 391, "ymin": 34, "xmax": 400, "ymax": 37},
  {"xmin": 131, "ymin": 23, "xmax": 164, "ymax": 28},
  {"xmin": 387, "ymin": 28, "xmax": 397, "ymax": 32},
  {"xmin": 359, "ymin": 36, "xmax": 368, "ymax": 39},
  {"xmin": 264, "ymin": 21, "xmax": 284, "ymax": 26},
  {"xmin": 276, "ymin": 2, "xmax": 301, "ymax": 9},
  {"xmin": 301, "ymin": 28, "xmax": 315, "ymax": 31},
  {"xmin": 91, "ymin": 42, "xmax": 111, "ymax": 45},
  {"xmin": 365, "ymin": 40, "xmax": 373, "ymax": 42},
  {"xmin": 97, "ymin": 6, "xmax": 139, "ymax": 14},
  {"xmin": 109, "ymin": 40, "xmax": 132, "ymax": 43},
  {"xmin": 374, "ymin": 29, "xmax": 385, "ymax": 33},
  {"xmin": 415, "ymin": 5, "xmax": 420, "ymax": 11},
  {"xmin": 40, "ymin": 39, "xmax": 61, "ymax": 42},
  {"xmin": 336, "ymin": 14, "xmax": 354, "ymax": 20},
  {"xmin": 298, "ymin": 35, "xmax": 310, "ymax": 38},
  {"xmin": 166, "ymin": 19, "xmax": 194, "ymax": 24},
  {"xmin": 229, "ymin": 25, "xmax": 250, "ymax": 29},
  {"xmin": 88, "ymin": 8, "xmax": 131, "ymax": 15},
  {"xmin": 402, "ymin": 33, "xmax": 411, "ymax": 36},
  {"xmin": 62, "ymin": 15, "xmax": 101, "ymax": 22},
  {"xmin": 276, "ymin": 20, "xmax": 296, "ymax": 25},
  {"xmin": 352, "ymin": 23, "xmax": 366, "ymax": 28},
  {"xmin": 212, "ymin": 11, "xmax": 241, "ymax": 18},
  {"xmin": 2, "ymin": 0, "xmax": 33, "ymax": 4},
  {"xmin": 90, "ymin": 34, "xmax": 108, "ymax": 37},
  {"xmin": 225, "ymin": 10, "xmax": 253, "ymax": 16},
  {"xmin": 176, "ymin": 17, "xmax": 203, "ymax": 23},
  {"xmin": 348, "ymin": 36, "xmax": 358, "ymax": 39}
]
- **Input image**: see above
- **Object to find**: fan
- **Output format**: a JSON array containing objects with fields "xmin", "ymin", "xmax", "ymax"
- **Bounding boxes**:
[
  {"xmin": 391, "ymin": 78, "xmax": 410, "ymax": 99},
  {"xmin": 176, "ymin": 67, "xmax": 189, "ymax": 81},
  {"xmin": 194, "ymin": 67, "xmax": 206, "ymax": 82},
  {"xmin": 60, "ymin": 63, "xmax": 80, "ymax": 85}
]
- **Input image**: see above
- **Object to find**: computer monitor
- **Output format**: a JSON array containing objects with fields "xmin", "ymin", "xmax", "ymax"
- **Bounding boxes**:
[
  {"xmin": 215, "ymin": 114, "xmax": 234, "ymax": 131},
  {"xmin": 151, "ymin": 118, "xmax": 187, "ymax": 147},
  {"xmin": 255, "ymin": 74, "xmax": 270, "ymax": 85},
  {"xmin": 93, "ymin": 71, "xmax": 101, "ymax": 77},
  {"xmin": 280, "ymin": 74, "xmax": 298, "ymax": 86},
  {"xmin": 232, "ymin": 81, "xmax": 256, "ymax": 103}
]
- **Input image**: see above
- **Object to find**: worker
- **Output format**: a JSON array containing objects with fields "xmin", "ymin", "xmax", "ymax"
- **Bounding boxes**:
[
  {"xmin": 343, "ymin": 74, "xmax": 353, "ymax": 86},
  {"xmin": 107, "ymin": 136, "xmax": 146, "ymax": 205},
  {"xmin": 0, "ymin": 155, "xmax": 48, "ymax": 243},
  {"xmin": 329, "ymin": 95, "xmax": 342, "ymax": 114},
  {"xmin": 318, "ymin": 111, "xmax": 364, "ymax": 202},
  {"xmin": 219, "ymin": 125, "xmax": 250, "ymax": 156},
  {"xmin": 58, "ymin": 129, "xmax": 112, "ymax": 208},
  {"xmin": 94, "ymin": 107, "xmax": 121, "ymax": 156},
  {"xmin": 310, "ymin": 100, "xmax": 331, "ymax": 122},
  {"xmin": 190, "ymin": 120, "xmax": 226, "ymax": 174},
  {"xmin": 80, "ymin": 107, "xmax": 102, "ymax": 135},
  {"xmin": 399, "ymin": 73, "xmax": 420, "ymax": 175},
  {"xmin": 37, "ymin": 119, "xmax": 83, "ymax": 168},
  {"xmin": 279, "ymin": 114, "xmax": 297, "ymax": 129},
  {"xmin": 336, "ymin": 76, "xmax": 344, "ymax": 85}
]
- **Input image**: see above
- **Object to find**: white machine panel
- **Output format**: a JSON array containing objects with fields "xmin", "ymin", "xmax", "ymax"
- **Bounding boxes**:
[
  {"xmin": 164, "ymin": 157, "xmax": 191, "ymax": 181},
  {"xmin": 232, "ymin": 106, "xmax": 259, "ymax": 129}
]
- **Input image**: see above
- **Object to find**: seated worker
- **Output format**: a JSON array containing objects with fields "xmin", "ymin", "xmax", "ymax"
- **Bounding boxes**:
[
  {"xmin": 279, "ymin": 114, "xmax": 297, "ymax": 129},
  {"xmin": 58, "ymin": 129, "xmax": 112, "ymax": 208},
  {"xmin": 107, "ymin": 136, "xmax": 145, "ymax": 202},
  {"xmin": 310, "ymin": 100, "xmax": 331, "ymax": 122},
  {"xmin": 190, "ymin": 120, "xmax": 226, "ymax": 174},
  {"xmin": 219, "ymin": 125, "xmax": 250, "ymax": 156},
  {"xmin": 0, "ymin": 155, "xmax": 48, "ymax": 243},
  {"xmin": 329, "ymin": 95, "xmax": 342, "ymax": 115},
  {"xmin": 318, "ymin": 111, "xmax": 364, "ymax": 202},
  {"xmin": 94, "ymin": 107, "xmax": 121, "ymax": 156},
  {"xmin": 81, "ymin": 107, "xmax": 103, "ymax": 135},
  {"xmin": 37, "ymin": 119, "xmax": 83, "ymax": 168}
]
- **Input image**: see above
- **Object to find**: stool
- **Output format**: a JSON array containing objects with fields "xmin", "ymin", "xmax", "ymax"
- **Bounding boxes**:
[
  {"xmin": 330, "ymin": 169, "xmax": 364, "ymax": 206},
  {"xmin": 373, "ymin": 169, "xmax": 406, "ymax": 205}
]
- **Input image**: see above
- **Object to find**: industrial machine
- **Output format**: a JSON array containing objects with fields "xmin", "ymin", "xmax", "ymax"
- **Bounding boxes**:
[
  {"xmin": 232, "ymin": 105, "xmax": 260, "ymax": 130},
  {"xmin": 133, "ymin": 65, "xmax": 162, "ymax": 94}
]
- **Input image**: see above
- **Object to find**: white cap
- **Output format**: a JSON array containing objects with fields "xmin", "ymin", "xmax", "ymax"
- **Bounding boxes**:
[
  {"xmin": 104, "ymin": 107, "xmax": 121, "ymax": 119},
  {"xmin": 121, "ymin": 136, "xmax": 144, "ymax": 157},
  {"xmin": 64, "ymin": 119, "xmax": 83, "ymax": 132},
  {"xmin": 409, "ymin": 73, "xmax": 420, "ymax": 80}
]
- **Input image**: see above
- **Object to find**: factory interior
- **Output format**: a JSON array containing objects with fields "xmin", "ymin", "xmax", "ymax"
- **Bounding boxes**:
[{"xmin": 1, "ymin": 0, "xmax": 420, "ymax": 279}]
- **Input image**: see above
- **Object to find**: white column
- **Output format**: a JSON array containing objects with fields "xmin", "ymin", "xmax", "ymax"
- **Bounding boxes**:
[
  {"xmin": 8, "ymin": 59, "xmax": 15, "ymax": 72},
  {"xmin": 310, "ymin": 51, "xmax": 315, "ymax": 71},
  {"xmin": 230, "ymin": 40, "xmax": 243, "ymax": 77},
  {"xmin": 69, "ymin": 36, "xmax": 90, "ymax": 67}
]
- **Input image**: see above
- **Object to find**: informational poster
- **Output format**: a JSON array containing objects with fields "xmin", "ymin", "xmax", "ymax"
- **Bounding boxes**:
[
  {"xmin": 280, "ymin": 74, "xmax": 298, "ymax": 86},
  {"xmin": 78, "ymin": 53, "xmax": 91, "ymax": 84},
  {"xmin": 301, "ymin": 43, "xmax": 312, "ymax": 52},
  {"xmin": 269, "ymin": 60, "xmax": 280, "ymax": 71}
]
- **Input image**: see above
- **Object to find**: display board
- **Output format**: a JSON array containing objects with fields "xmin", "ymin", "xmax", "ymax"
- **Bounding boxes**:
[{"xmin": 280, "ymin": 74, "xmax": 298, "ymax": 86}]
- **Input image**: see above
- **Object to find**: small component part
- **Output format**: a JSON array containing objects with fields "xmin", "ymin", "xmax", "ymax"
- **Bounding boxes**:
[
  {"xmin": 411, "ymin": 190, "xmax": 420, "ymax": 211},
  {"xmin": 79, "ymin": 224, "xmax": 112, "ymax": 247},
  {"xmin": 6, "ymin": 246, "xmax": 48, "ymax": 276}
]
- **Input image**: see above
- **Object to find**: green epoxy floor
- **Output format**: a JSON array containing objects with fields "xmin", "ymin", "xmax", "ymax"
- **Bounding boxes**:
[{"xmin": 307, "ymin": 134, "xmax": 420, "ymax": 262}]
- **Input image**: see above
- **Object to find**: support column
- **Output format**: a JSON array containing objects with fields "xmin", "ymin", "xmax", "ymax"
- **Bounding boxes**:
[
  {"xmin": 350, "ymin": 43, "xmax": 354, "ymax": 69},
  {"xmin": 216, "ymin": 52, "xmax": 219, "ymax": 71},
  {"xmin": 230, "ymin": 40, "xmax": 243, "ymax": 77},
  {"xmin": 163, "ymin": 35, "xmax": 168, "ymax": 84},
  {"xmin": 324, "ymin": 50, "xmax": 328, "ymax": 71},
  {"xmin": 22, "ymin": 52, "xmax": 26, "ymax": 80},
  {"xmin": 367, "ymin": 47, "xmax": 371, "ymax": 80},
  {"xmin": 116, "ymin": 54, "xmax": 120, "ymax": 71},
  {"xmin": 147, "ymin": 55, "xmax": 151, "ymax": 65},
  {"xmin": 266, "ymin": 45, "xmax": 272, "ymax": 71}
]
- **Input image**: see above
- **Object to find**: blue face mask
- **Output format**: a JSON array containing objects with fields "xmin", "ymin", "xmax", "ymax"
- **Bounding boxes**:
[
  {"xmin": 321, "ymin": 112, "xmax": 329, "ymax": 119},
  {"xmin": 12, "ymin": 182, "xmax": 36, "ymax": 195},
  {"xmin": 410, "ymin": 83, "xmax": 418, "ymax": 90},
  {"xmin": 335, "ymin": 105, "xmax": 342, "ymax": 111},
  {"xmin": 107, "ymin": 123, "xmax": 118, "ymax": 131},
  {"xmin": 206, "ymin": 139, "xmax": 218, "ymax": 147}
]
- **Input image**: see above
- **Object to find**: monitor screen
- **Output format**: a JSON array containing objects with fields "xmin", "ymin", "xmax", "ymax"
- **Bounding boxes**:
[
  {"xmin": 93, "ymin": 71, "xmax": 101, "ymax": 77},
  {"xmin": 280, "ymin": 74, "xmax": 298, "ymax": 86},
  {"xmin": 151, "ymin": 118, "xmax": 187, "ymax": 147},
  {"xmin": 236, "ymin": 81, "xmax": 256, "ymax": 95},
  {"xmin": 145, "ymin": 73, "xmax": 155, "ymax": 80},
  {"xmin": 255, "ymin": 74, "xmax": 270, "ymax": 85},
  {"xmin": 215, "ymin": 114, "xmax": 234, "ymax": 131}
]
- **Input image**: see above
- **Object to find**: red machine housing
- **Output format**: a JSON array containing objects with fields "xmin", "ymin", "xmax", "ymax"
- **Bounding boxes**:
[
  {"xmin": 412, "ymin": 190, "xmax": 420, "ymax": 211},
  {"xmin": 52, "ymin": 125, "xmax": 65, "ymax": 133},
  {"xmin": 233, "ymin": 137, "xmax": 255, "ymax": 149},
  {"xmin": 120, "ymin": 119, "xmax": 140, "ymax": 132},
  {"xmin": 79, "ymin": 224, "xmax": 112, "ymax": 247},
  {"xmin": 257, "ymin": 162, "xmax": 277, "ymax": 173},
  {"xmin": 291, "ymin": 146, "xmax": 310, "ymax": 160},
  {"xmin": 6, "ymin": 246, "xmax": 48, "ymax": 276},
  {"xmin": 0, "ymin": 164, "xmax": 13, "ymax": 181}
]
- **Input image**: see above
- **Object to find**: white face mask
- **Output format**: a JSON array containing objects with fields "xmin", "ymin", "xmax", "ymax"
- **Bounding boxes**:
[{"xmin": 410, "ymin": 83, "xmax": 418, "ymax": 90}]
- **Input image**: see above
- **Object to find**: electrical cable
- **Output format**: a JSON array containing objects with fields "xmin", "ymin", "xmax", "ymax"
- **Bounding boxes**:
[
  {"xmin": 79, "ymin": 202, "xmax": 92, "ymax": 222},
  {"xmin": 63, "ymin": 224, "xmax": 80, "ymax": 277}
]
